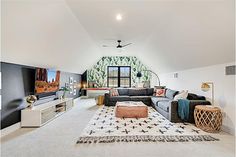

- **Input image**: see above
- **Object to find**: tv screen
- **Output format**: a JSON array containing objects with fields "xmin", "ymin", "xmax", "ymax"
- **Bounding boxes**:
[{"xmin": 35, "ymin": 68, "xmax": 60, "ymax": 94}]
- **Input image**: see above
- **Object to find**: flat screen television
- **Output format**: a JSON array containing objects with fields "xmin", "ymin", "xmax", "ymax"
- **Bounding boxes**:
[{"xmin": 35, "ymin": 68, "xmax": 60, "ymax": 94}]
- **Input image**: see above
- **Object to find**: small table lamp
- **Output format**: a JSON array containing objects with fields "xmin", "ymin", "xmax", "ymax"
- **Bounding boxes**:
[{"xmin": 201, "ymin": 82, "xmax": 214, "ymax": 105}]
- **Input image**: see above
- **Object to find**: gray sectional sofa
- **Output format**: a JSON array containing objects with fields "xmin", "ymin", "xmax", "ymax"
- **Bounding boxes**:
[
  {"xmin": 104, "ymin": 88, "xmax": 154, "ymax": 106},
  {"xmin": 104, "ymin": 88, "xmax": 211, "ymax": 123},
  {"xmin": 151, "ymin": 88, "xmax": 211, "ymax": 123}
]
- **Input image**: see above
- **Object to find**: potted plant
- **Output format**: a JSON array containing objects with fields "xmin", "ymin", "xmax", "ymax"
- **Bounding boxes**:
[{"xmin": 59, "ymin": 87, "xmax": 70, "ymax": 99}]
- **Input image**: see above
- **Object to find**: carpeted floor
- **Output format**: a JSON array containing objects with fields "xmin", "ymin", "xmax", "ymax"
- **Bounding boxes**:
[
  {"xmin": 77, "ymin": 106, "xmax": 218, "ymax": 144},
  {"xmin": 1, "ymin": 99, "xmax": 235, "ymax": 157}
]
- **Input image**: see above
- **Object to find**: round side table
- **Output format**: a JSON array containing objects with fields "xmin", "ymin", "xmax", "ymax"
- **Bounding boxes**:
[{"xmin": 194, "ymin": 105, "xmax": 222, "ymax": 133}]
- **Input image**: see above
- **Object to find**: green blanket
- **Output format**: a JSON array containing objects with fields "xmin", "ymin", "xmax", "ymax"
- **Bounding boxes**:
[{"xmin": 178, "ymin": 99, "xmax": 190, "ymax": 121}]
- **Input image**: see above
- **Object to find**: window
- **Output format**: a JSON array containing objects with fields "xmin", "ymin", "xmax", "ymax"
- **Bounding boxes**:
[{"xmin": 107, "ymin": 66, "xmax": 131, "ymax": 87}]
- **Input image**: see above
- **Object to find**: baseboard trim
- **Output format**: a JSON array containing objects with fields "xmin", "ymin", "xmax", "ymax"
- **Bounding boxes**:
[
  {"xmin": 73, "ymin": 97, "xmax": 80, "ymax": 104},
  {"xmin": 221, "ymin": 125, "xmax": 235, "ymax": 136},
  {"xmin": 1, "ymin": 122, "xmax": 21, "ymax": 137}
]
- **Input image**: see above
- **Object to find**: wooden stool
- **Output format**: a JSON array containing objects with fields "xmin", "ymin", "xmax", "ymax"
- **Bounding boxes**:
[
  {"xmin": 194, "ymin": 105, "xmax": 222, "ymax": 133},
  {"xmin": 97, "ymin": 95, "xmax": 104, "ymax": 105}
]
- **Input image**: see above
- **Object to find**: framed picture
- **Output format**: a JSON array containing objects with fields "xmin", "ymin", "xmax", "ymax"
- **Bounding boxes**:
[
  {"xmin": 69, "ymin": 85, "xmax": 73, "ymax": 94},
  {"xmin": 65, "ymin": 83, "xmax": 69, "ymax": 88},
  {"xmin": 69, "ymin": 77, "xmax": 73, "ymax": 84}
]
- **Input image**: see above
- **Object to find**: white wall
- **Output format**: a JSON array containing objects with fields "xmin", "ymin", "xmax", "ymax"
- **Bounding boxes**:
[
  {"xmin": 159, "ymin": 63, "xmax": 235, "ymax": 135},
  {"xmin": 1, "ymin": 0, "xmax": 99, "ymax": 74}
]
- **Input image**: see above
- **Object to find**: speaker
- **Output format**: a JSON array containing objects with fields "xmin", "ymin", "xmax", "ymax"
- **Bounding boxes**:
[{"xmin": 225, "ymin": 65, "xmax": 235, "ymax": 75}]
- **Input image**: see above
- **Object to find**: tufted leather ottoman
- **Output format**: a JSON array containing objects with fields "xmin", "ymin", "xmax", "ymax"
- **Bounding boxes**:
[{"xmin": 115, "ymin": 101, "xmax": 148, "ymax": 118}]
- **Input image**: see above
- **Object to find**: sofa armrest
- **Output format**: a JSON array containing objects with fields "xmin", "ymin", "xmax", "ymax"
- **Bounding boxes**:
[
  {"xmin": 169, "ymin": 100, "xmax": 211, "ymax": 123},
  {"xmin": 104, "ymin": 93, "xmax": 110, "ymax": 106},
  {"xmin": 188, "ymin": 100, "xmax": 211, "ymax": 123},
  {"xmin": 169, "ymin": 101, "xmax": 182, "ymax": 123}
]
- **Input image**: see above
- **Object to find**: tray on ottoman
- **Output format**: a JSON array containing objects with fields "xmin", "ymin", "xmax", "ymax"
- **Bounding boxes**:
[{"xmin": 115, "ymin": 101, "xmax": 148, "ymax": 118}]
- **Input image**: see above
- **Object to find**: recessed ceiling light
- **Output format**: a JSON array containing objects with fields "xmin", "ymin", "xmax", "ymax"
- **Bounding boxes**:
[{"xmin": 116, "ymin": 14, "xmax": 122, "ymax": 21}]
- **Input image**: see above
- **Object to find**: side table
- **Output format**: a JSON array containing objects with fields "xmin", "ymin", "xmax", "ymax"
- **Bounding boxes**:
[
  {"xmin": 97, "ymin": 95, "xmax": 105, "ymax": 105},
  {"xmin": 194, "ymin": 105, "xmax": 222, "ymax": 133}
]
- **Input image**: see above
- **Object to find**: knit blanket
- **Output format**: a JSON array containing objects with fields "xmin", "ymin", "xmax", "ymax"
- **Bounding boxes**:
[{"xmin": 178, "ymin": 99, "xmax": 190, "ymax": 121}]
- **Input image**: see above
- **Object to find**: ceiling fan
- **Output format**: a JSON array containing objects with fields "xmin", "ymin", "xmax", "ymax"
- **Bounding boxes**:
[{"xmin": 102, "ymin": 40, "xmax": 132, "ymax": 49}]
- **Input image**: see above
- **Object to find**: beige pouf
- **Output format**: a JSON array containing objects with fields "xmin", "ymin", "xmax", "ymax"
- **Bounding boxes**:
[{"xmin": 115, "ymin": 101, "xmax": 148, "ymax": 118}]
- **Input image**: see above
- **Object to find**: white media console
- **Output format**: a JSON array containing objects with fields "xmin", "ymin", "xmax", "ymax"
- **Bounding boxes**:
[{"xmin": 21, "ymin": 98, "xmax": 73, "ymax": 127}]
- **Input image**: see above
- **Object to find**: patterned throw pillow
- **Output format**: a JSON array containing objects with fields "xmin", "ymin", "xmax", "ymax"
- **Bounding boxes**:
[
  {"xmin": 110, "ymin": 88, "xmax": 119, "ymax": 96},
  {"xmin": 155, "ymin": 89, "xmax": 166, "ymax": 97}
]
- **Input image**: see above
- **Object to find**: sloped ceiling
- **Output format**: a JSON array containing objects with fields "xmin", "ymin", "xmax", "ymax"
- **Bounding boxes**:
[
  {"xmin": 1, "ymin": 0, "xmax": 100, "ymax": 74},
  {"xmin": 2, "ymin": 0, "xmax": 235, "ymax": 74},
  {"xmin": 65, "ymin": 0, "xmax": 235, "ymax": 73}
]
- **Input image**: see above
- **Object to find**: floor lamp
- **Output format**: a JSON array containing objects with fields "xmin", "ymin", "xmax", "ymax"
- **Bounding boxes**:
[
  {"xmin": 201, "ymin": 82, "xmax": 214, "ymax": 105},
  {"xmin": 137, "ymin": 70, "xmax": 161, "ymax": 86}
]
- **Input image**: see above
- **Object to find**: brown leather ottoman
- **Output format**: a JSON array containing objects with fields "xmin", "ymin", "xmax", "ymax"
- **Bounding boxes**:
[{"xmin": 115, "ymin": 101, "xmax": 148, "ymax": 118}]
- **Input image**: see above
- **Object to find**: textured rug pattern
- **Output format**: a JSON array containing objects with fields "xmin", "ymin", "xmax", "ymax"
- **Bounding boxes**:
[{"xmin": 77, "ymin": 106, "xmax": 219, "ymax": 144}]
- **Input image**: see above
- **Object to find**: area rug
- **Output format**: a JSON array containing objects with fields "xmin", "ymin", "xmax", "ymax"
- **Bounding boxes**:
[{"xmin": 77, "ymin": 106, "xmax": 219, "ymax": 144}]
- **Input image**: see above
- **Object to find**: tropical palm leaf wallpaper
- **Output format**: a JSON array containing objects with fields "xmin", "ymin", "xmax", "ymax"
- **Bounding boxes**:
[{"xmin": 87, "ymin": 56, "xmax": 151, "ymax": 87}]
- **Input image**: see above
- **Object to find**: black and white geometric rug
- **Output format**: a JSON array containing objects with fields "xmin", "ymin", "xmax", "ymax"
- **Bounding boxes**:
[{"xmin": 77, "ymin": 106, "xmax": 219, "ymax": 144}]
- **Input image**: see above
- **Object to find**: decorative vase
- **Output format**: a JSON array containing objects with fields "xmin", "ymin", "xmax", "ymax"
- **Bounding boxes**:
[
  {"xmin": 27, "ymin": 102, "xmax": 34, "ymax": 109},
  {"xmin": 26, "ymin": 95, "xmax": 37, "ymax": 109}
]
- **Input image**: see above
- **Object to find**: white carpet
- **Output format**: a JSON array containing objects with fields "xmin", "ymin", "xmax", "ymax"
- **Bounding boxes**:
[
  {"xmin": 1, "ymin": 99, "xmax": 235, "ymax": 157},
  {"xmin": 77, "ymin": 106, "xmax": 218, "ymax": 144}
]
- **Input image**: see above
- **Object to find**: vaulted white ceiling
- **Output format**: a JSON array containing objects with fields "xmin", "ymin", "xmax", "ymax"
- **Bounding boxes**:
[
  {"xmin": 65, "ymin": 0, "xmax": 235, "ymax": 73},
  {"xmin": 2, "ymin": 0, "xmax": 235, "ymax": 74}
]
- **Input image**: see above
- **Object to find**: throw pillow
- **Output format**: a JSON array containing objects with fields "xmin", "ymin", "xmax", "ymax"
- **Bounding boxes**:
[
  {"xmin": 165, "ymin": 88, "xmax": 179, "ymax": 99},
  {"xmin": 174, "ymin": 90, "xmax": 188, "ymax": 100},
  {"xmin": 153, "ymin": 86, "xmax": 166, "ymax": 95},
  {"xmin": 110, "ymin": 88, "xmax": 119, "ymax": 96},
  {"xmin": 155, "ymin": 89, "xmax": 166, "ymax": 97}
]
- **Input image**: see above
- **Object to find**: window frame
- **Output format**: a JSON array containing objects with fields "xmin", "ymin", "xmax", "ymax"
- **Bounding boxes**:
[{"xmin": 107, "ymin": 66, "xmax": 131, "ymax": 88}]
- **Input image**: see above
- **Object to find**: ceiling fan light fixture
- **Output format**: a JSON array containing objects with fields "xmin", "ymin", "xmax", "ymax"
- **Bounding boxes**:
[
  {"xmin": 116, "ymin": 14, "xmax": 122, "ymax": 21},
  {"xmin": 102, "ymin": 40, "xmax": 132, "ymax": 49}
]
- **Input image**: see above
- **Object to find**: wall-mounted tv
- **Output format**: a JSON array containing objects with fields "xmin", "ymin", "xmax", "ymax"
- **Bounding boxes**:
[{"xmin": 35, "ymin": 68, "xmax": 60, "ymax": 94}]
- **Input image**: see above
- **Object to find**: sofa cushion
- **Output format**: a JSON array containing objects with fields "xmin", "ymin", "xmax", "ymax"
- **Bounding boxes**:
[
  {"xmin": 117, "ymin": 88, "xmax": 129, "ymax": 96},
  {"xmin": 156, "ymin": 101, "xmax": 171, "ymax": 112},
  {"xmin": 130, "ymin": 96, "xmax": 151, "ymax": 101},
  {"xmin": 128, "ymin": 89, "xmax": 146, "ymax": 96},
  {"xmin": 187, "ymin": 93, "xmax": 206, "ymax": 100},
  {"xmin": 151, "ymin": 97, "xmax": 171, "ymax": 105},
  {"xmin": 165, "ymin": 88, "xmax": 178, "ymax": 99},
  {"xmin": 110, "ymin": 96, "xmax": 130, "ymax": 102},
  {"xmin": 146, "ymin": 88, "xmax": 154, "ymax": 96}
]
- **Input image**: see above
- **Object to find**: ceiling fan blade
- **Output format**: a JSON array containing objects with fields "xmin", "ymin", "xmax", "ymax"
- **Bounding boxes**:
[{"xmin": 122, "ymin": 43, "xmax": 132, "ymax": 47}]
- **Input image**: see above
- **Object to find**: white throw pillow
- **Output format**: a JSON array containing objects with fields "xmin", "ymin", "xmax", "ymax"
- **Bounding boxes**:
[{"xmin": 174, "ymin": 90, "xmax": 188, "ymax": 100}]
